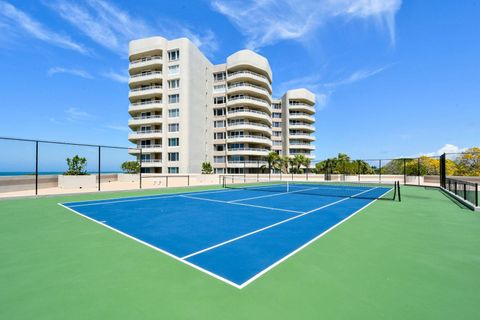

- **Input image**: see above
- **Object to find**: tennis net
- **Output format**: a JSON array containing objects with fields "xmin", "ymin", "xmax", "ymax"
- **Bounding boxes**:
[{"xmin": 222, "ymin": 175, "xmax": 401, "ymax": 201}]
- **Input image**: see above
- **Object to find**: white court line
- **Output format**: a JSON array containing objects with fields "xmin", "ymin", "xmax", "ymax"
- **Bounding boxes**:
[
  {"xmin": 179, "ymin": 195, "xmax": 303, "ymax": 214},
  {"xmin": 64, "ymin": 188, "xmax": 242, "ymax": 208},
  {"xmin": 228, "ymin": 186, "xmax": 321, "ymax": 203},
  {"xmin": 238, "ymin": 187, "xmax": 391, "ymax": 288},
  {"xmin": 180, "ymin": 187, "xmax": 378, "ymax": 260},
  {"xmin": 57, "ymin": 203, "xmax": 243, "ymax": 289}
]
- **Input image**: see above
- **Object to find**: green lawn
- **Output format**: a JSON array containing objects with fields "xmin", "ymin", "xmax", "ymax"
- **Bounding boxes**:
[{"xmin": 1, "ymin": 186, "xmax": 479, "ymax": 319}]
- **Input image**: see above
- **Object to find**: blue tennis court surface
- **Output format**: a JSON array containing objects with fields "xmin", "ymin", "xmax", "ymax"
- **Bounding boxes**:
[{"xmin": 60, "ymin": 183, "xmax": 393, "ymax": 288}]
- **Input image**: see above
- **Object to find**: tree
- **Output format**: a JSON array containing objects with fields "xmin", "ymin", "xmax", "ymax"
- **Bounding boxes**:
[
  {"xmin": 454, "ymin": 147, "xmax": 480, "ymax": 176},
  {"xmin": 291, "ymin": 155, "xmax": 308, "ymax": 173},
  {"xmin": 201, "ymin": 161, "xmax": 213, "ymax": 174},
  {"xmin": 278, "ymin": 156, "xmax": 290, "ymax": 173},
  {"xmin": 121, "ymin": 161, "xmax": 140, "ymax": 174},
  {"xmin": 64, "ymin": 155, "xmax": 88, "ymax": 175},
  {"xmin": 263, "ymin": 151, "xmax": 280, "ymax": 173}
]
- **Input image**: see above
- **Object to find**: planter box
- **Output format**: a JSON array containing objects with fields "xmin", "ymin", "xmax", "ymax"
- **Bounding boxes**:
[
  {"xmin": 58, "ymin": 175, "xmax": 96, "ymax": 189},
  {"xmin": 117, "ymin": 173, "xmax": 140, "ymax": 183}
]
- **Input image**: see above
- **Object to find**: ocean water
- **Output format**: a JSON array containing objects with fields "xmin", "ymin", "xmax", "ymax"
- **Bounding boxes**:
[{"xmin": 0, "ymin": 171, "xmax": 121, "ymax": 176}]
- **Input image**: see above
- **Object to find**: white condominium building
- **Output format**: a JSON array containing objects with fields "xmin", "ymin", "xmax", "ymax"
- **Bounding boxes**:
[{"xmin": 128, "ymin": 37, "xmax": 316, "ymax": 174}]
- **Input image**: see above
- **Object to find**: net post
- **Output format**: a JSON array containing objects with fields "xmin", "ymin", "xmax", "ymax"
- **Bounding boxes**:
[
  {"xmin": 98, "ymin": 146, "xmax": 101, "ymax": 191},
  {"xmin": 139, "ymin": 148, "xmax": 143, "ymax": 189},
  {"xmin": 35, "ymin": 141, "xmax": 39, "ymax": 195},
  {"xmin": 397, "ymin": 181, "xmax": 401, "ymax": 202}
]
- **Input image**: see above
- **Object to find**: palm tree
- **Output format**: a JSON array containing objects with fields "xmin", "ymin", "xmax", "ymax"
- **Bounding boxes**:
[
  {"xmin": 278, "ymin": 156, "xmax": 290, "ymax": 173},
  {"xmin": 262, "ymin": 151, "xmax": 280, "ymax": 173}
]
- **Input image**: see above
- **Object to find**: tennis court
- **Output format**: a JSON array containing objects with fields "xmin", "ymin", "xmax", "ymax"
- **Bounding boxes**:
[{"xmin": 60, "ymin": 178, "xmax": 399, "ymax": 288}]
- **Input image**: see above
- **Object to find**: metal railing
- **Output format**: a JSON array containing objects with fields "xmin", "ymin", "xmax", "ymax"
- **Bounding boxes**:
[
  {"xmin": 131, "ymin": 100, "xmax": 162, "ymax": 106},
  {"xmin": 130, "ymin": 85, "xmax": 163, "ymax": 92},
  {"xmin": 444, "ymin": 177, "xmax": 479, "ymax": 208},
  {"xmin": 228, "ymin": 70, "xmax": 270, "ymax": 81},
  {"xmin": 130, "ymin": 56, "xmax": 162, "ymax": 65},
  {"xmin": 130, "ymin": 71, "xmax": 162, "ymax": 78}
]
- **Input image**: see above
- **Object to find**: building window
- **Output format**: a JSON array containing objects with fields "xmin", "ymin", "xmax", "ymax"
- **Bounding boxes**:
[
  {"xmin": 168, "ymin": 49, "xmax": 180, "ymax": 61},
  {"xmin": 168, "ymin": 79, "xmax": 180, "ymax": 89},
  {"xmin": 213, "ymin": 108, "xmax": 225, "ymax": 116},
  {"xmin": 168, "ymin": 167, "xmax": 179, "ymax": 174},
  {"xmin": 213, "ymin": 84, "xmax": 226, "ymax": 93},
  {"xmin": 214, "ymin": 168, "xmax": 225, "ymax": 174},
  {"xmin": 273, "ymin": 112, "xmax": 282, "ymax": 118},
  {"xmin": 168, "ymin": 138, "xmax": 179, "ymax": 146},
  {"xmin": 273, "ymin": 122, "xmax": 281, "ymax": 127},
  {"xmin": 214, "ymin": 156, "xmax": 226, "ymax": 163},
  {"xmin": 168, "ymin": 123, "xmax": 179, "ymax": 132},
  {"xmin": 168, "ymin": 94, "xmax": 179, "ymax": 104},
  {"xmin": 214, "ymin": 72, "xmax": 226, "ymax": 81},
  {"xmin": 214, "ymin": 96, "xmax": 226, "ymax": 104},
  {"xmin": 168, "ymin": 108, "xmax": 179, "ymax": 118},
  {"xmin": 214, "ymin": 120, "xmax": 225, "ymax": 128},
  {"xmin": 273, "ymin": 131, "xmax": 281, "ymax": 137},
  {"xmin": 214, "ymin": 132, "xmax": 226, "ymax": 139},
  {"xmin": 168, "ymin": 152, "xmax": 179, "ymax": 161},
  {"xmin": 168, "ymin": 65, "xmax": 179, "ymax": 75}
]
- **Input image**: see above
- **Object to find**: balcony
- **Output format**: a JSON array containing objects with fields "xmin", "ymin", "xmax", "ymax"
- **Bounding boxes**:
[
  {"xmin": 227, "ymin": 70, "xmax": 272, "ymax": 91},
  {"xmin": 227, "ymin": 148, "xmax": 270, "ymax": 156},
  {"xmin": 129, "ymin": 144, "xmax": 163, "ymax": 154},
  {"xmin": 289, "ymin": 123, "xmax": 315, "ymax": 132},
  {"xmin": 289, "ymin": 112, "xmax": 315, "ymax": 123},
  {"xmin": 129, "ymin": 85, "xmax": 163, "ymax": 100},
  {"xmin": 227, "ymin": 82, "xmax": 271, "ymax": 101},
  {"xmin": 140, "ymin": 159, "xmax": 163, "ymax": 168},
  {"xmin": 227, "ymin": 108, "xmax": 271, "ymax": 123},
  {"xmin": 288, "ymin": 102, "xmax": 315, "ymax": 114},
  {"xmin": 227, "ymin": 135, "xmax": 272, "ymax": 146},
  {"xmin": 128, "ymin": 100, "xmax": 163, "ymax": 114},
  {"xmin": 227, "ymin": 161, "xmax": 268, "ymax": 168},
  {"xmin": 128, "ymin": 130, "xmax": 162, "ymax": 141},
  {"xmin": 289, "ymin": 143, "xmax": 316, "ymax": 150},
  {"xmin": 129, "ymin": 56, "xmax": 162, "ymax": 73},
  {"xmin": 227, "ymin": 95, "xmax": 271, "ymax": 112},
  {"xmin": 227, "ymin": 121, "xmax": 272, "ymax": 135},
  {"xmin": 128, "ymin": 115, "xmax": 162, "ymax": 127},
  {"xmin": 129, "ymin": 71, "xmax": 162, "ymax": 86},
  {"xmin": 289, "ymin": 133, "xmax": 316, "ymax": 141}
]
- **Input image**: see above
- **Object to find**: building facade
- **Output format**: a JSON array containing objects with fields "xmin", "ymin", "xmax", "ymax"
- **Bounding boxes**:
[{"xmin": 128, "ymin": 36, "xmax": 316, "ymax": 174}]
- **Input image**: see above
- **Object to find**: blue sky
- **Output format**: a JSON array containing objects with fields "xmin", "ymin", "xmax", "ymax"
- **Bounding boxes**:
[{"xmin": 0, "ymin": 0, "xmax": 479, "ymax": 163}]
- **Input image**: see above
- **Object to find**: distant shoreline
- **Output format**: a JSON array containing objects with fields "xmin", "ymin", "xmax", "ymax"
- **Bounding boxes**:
[{"xmin": 0, "ymin": 172, "xmax": 121, "ymax": 176}]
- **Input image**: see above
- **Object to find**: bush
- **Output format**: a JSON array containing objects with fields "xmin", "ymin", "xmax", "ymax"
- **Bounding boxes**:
[
  {"xmin": 121, "ymin": 161, "xmax": 140, "ymax": 174},
  {"xmin": 64, "ymin": 155, "xmax": 88, "ymax": 175},
  {"xmin": 201, "ymin": 162, "xmax": 213, "ymax": 174}
]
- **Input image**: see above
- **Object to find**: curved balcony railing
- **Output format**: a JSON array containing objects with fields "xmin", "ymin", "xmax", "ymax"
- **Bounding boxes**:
[
  {"xmin": 228, "ymin": 108, "xmax": 270, "ymax": 117},
  {"xmin": 228, "ymin": 70, "xmax": 269, "ymax": 81},
  {"xmin": 132, "ymin": 115, "xmax": 162, "ymax": 120},
  {"xmin": 131, "ymin": 100, "xmax": 162, "ymax": 106},
  {"xmin": 228, "ymin": 121, "xmax": 271, "ymax": 129},
  {"xmin": 130, "ymin": 56, "xmax": 162, "ymax": 64},
  {"xmin": 130, "ymin": 71, "xmax": 162, "ymax": 78},
  {"xmin": 130, "ymin": 85, "xmax": 163, "ymax": 92},
  {"xmin": 228, "ymin": 82, "xmax": 269, "ymax": 94}
]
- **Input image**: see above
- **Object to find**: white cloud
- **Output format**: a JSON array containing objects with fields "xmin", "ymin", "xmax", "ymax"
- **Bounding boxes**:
[
  {"xmin": 66, "ymin": 107, "xmax": 94, "ymax": 121},
  {"xmin": 211, "ymin": 0, "xmax": 401, "ymax": 49},
  {"xmin": 48, "ymin": 67, "xmax": 93, "ymax": 79},
  {"xmin": 102, "ymin": 70, "xmax": 129, "ymax": 83},
  {"xmin": 409, "ymin": 144, "xmax": 469, "ymax": 158},
  {"xmin": 0, "ymin": 1, "xmax": 88, "ymax": 54},
  {"xmin": 276, "ymin": 66, "xmax": 388, "ymax": 109},
  {"xmin": 106, "ymin": 125, "xmax": 129, "ymax": 132},
  {"xmin": 48, "ymin": 0, "xmax": 218, "ymax": 56}
]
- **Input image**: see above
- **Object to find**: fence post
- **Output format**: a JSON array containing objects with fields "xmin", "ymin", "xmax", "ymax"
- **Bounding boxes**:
[
  {"xmin": 187, "ymin": 175, "xmax": 190, "ymax": 186},
  {"xmin": 463, "ymin": 183, "xmax": 467, "ymax": 200},
  {"xmin": 257, "ymin": 161, "xmax": 259, "ymax": 182},
  {"xmin": 475, "ymin": 183, "xmax": 478, "ymax": 207},
  {"xmin": 166, "ymin": 176, "xmax": 169, "ymax": 188},
  {"xmin": 35, "ymin": 141, "xmax": 39, "ymax": 195},
  {"xmin": 439, "ymin": 153, "xmax": 446, "ymax": 188},
  {"xmin": 379, "ymin": 159, "xmax": 382, "ymax": 183},
  {"xmin": 403, "ymin": 158, "xmax": 407, "ymax": 185},
  {"xmin": 98, "ymin": 146, "xmax": 101, "ymax": 191},
  {"xmin": 417, "ymin": 158, "xmax": 421, "ymax": 185}
]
